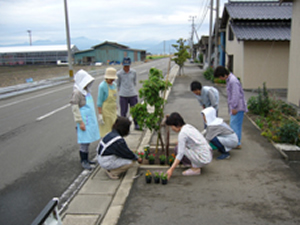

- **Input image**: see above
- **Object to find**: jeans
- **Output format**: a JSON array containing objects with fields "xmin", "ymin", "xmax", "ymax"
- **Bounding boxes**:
[
  {"xmin": 119, "ymin": 96, "xmax": 138, "ymax": 126},
  {"xmin": 210, "ymin": 137, "xmax": 227, "ymax": 154},
  {"xmin": 230, "ymin": 111, "xmax": 244, "ymax": 145}
]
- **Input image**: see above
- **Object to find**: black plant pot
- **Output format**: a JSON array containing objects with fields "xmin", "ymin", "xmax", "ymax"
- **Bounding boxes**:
[
  {"xmin": 149, "ymin": 159, "xmax": 155, "ymax": 165},
  {"xmin": 154, "ymin": 177, "xmax": 160, "ymax": 184},
  {"xmin": 161, "ymin": 179, "xmax": 168, "ymax": 185},
  {"xmin": 159, "ymin": 160, "xmax": 165, "ymax": 165},
  {"xmin": 145, "ymin": 176, "xmax": 152, "ymax": 184}
]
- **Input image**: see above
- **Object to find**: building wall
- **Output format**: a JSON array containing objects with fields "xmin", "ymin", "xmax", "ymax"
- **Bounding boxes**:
[
  {"xmin": 287, "ymin": 0, "xmax": 300, "ymax": 106},
  {"xmin": 243, "ymin": 41, "xmax": 289, "ymax": 89},
  {"xmin": 225, "ymin": 23, "xmax": 245, "ymax": 83}
]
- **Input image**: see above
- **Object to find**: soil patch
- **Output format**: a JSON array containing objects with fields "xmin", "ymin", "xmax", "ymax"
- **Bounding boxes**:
[{"xmin": 0, "ymin": 65, "xmax": 99, "ymax": 87}]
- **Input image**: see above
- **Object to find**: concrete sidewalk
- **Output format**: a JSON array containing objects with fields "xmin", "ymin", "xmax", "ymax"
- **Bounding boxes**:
[{"xmin": 116, "ymin": 64, "xmax": 300, "ymax": 225}]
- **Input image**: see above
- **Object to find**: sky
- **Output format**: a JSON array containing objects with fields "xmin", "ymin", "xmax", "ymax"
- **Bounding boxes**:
[{"xmin": 0, "ymin": 0, "xmax": 229, "ymax": 46}]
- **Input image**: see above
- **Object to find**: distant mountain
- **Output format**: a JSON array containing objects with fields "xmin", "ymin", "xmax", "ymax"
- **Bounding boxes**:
[{"xmin": 0, "ymin": 37, "xmax": 178, "ymax": 54}]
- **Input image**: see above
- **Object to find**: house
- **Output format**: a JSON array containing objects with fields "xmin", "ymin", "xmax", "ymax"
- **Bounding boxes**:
[
  {"xmin": 220, "ymin": 1, "xmax": 292, "ymax": 90},
  {"xmin": 74, "ymin": 41, "xmax": 146, "ymax": 65},
  {"xmin": 0, "ymin": 45, "xmax": 79, "ymax": 65},
  {"xmin": 280, "ymin": 0, "xmax": 300, "ymax": 106}
]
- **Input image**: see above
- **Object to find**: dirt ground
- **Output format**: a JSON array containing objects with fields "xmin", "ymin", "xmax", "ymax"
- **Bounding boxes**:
[{"xmin": 0, "ymin": 65, "xmax": 98, "ymax": 87}]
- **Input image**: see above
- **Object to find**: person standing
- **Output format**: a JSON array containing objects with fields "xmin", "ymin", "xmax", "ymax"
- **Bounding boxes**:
[
  {"xmin": 190, "ymin": 81, "xmax": 219, "ymax": 114},
  {"xmin": 213, "ymin": 66, "xmax": 248, "ymax": 148},
  {"xmin": 165, "ymin": 112, "xmax": 212, "ymax": 180},
  {"xmin": 97, "ymin": 67, "xmax": 118, "ymax": 137},
  {"xmin": 116, "ymin": 57, "xmax": 140, "ymax": 130},
  {"xmin": 70, "ymin": 69, "xmax": 100, "ymax": 170}
]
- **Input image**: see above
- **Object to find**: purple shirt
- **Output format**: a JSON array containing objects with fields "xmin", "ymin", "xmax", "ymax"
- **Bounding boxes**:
[{"xmin": 226, "ymin": 73, "xmax": 248, "ymax": 114}]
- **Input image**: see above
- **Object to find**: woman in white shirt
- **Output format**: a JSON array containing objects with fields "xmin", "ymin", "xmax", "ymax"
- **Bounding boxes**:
[{"xmin": 166, "ymin": 112, "xmax": 212, "ymax": 180}]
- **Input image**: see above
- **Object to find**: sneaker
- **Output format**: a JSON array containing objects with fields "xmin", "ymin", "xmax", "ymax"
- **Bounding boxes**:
[
  {"xmin": 182, "ymin": 168, "xmax": 201, "ymax": 176},
  {"xmin": 217, "ymin": 153, "xmax": 230, "ymax": 160},
  {"xmin": 81, "ymin": 160, "xmax": 92, "ymax": 170}
]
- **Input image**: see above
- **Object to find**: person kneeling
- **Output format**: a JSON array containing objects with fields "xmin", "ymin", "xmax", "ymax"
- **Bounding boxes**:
[
  {"xmin": 165, "ymin": 112, "xmax": 212, "ymax": 180},
  {"xmin": 201, "ymin": 107, "xmax": 238, "ymax": 160},
  {"xmin": 97, "ymin": 117, "xmax": 142, "ymax": 179}
]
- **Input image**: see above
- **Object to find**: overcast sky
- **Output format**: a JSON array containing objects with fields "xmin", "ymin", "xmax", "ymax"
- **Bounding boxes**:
[{"xmin": 0, "ymin": 0, "xmax": 229, "ymax": 46}]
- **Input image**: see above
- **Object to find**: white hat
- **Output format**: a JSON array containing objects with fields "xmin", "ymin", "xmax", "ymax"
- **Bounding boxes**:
[{"xmin": 104, "ymin": 67, "xmax": 117, "ymax": 79}]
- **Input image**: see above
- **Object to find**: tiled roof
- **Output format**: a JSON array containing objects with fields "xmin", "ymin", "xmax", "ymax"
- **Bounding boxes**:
[
  {"xmin": 231, "ymin": 21, "xmax": 291, "ymax": 41},
  {"xmin": 225, "ymin": 2, "xmax": 292, "ymax": 20}
]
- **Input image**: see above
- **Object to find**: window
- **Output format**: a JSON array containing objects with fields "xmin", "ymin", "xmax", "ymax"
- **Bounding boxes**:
[{"xmin": 227, "ymin": 55, "xmax": 233, "ymax": 73}]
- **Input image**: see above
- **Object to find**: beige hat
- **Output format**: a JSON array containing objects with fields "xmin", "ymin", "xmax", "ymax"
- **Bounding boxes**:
[{"xmin": 104, "ymin": 67, "xmax": 117, "ymax": 79}]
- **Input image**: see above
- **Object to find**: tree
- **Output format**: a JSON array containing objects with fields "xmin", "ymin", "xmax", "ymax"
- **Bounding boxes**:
[
  {"xmin": 172, "ymin": 38, "xmax": 191, "ymax": 75},
  {"xmin": 130, "ymin": 67, "xmax": 172, "ymax": 152}
]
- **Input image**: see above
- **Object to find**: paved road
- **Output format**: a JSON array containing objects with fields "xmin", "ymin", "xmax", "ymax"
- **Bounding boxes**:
[{"xmin": 0, "ymin": 58, "xmax": 173, "ymax": 225}]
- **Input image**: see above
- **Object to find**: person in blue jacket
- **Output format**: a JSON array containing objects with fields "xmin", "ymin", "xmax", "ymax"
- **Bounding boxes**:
[
  {"xmin": 97, "ymin": 117, "xmax": 142, "ymax": 179},
  {"xmin": 70, "ymin": 70, "xmax": 100, "ymax": 170}
]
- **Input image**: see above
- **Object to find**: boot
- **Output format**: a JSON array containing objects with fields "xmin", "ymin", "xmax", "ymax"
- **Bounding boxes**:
[
  {"xmin": 79, "ymin": 151, "xmax": 92, "ymax": 170},
  {"xmin": 86, "ymin": 152, "xmax": 96, "ymax": 165}
]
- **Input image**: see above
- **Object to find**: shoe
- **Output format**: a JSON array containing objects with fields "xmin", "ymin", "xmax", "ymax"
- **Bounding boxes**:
[
  {"xmin": 182, "ymin": 168, "xmax": 201, "ymax": 176},
  {"xmin": 105, "ymin": 170, "xmax": 119, "ymax": 180},
  {"xmin": 217, "ymin": 153, "xmax": 230, "ymax": 160},
  {"xmin": 81, "ymin": 160, "xmax": 92, "ymax": 170},
  {"xmin": 88, "ymin": 160, "xmax": 97, "ymax": 165},
  {"xmin": 134, "ymin": 125, "xmax": 142, "ymax": 131},
  {"xmin": 234, "ymin": 145, "xmax": 242, "ymax": 149}
]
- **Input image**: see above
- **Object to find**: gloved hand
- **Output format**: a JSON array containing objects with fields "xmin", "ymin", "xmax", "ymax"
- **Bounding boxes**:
[{"xmin": 98, "ymin": 114, "xmax": 105, "ymax": 125}]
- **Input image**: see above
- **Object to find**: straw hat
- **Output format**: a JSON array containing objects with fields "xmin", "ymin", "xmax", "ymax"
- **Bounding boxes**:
[{"xmin": 104, "ymin": 67, "xmax": 117, "ymax": 79}]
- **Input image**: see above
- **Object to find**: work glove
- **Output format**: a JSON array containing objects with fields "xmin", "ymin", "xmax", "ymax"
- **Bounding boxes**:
[{"xmin": 98, "ymin": 114, "xmax": 105, "ymax": 125}]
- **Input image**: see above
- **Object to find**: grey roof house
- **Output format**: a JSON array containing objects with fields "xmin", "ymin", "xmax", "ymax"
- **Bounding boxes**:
[{"xmin": 220, "ymin": 1, "xmax": 292, "ymax": 90}]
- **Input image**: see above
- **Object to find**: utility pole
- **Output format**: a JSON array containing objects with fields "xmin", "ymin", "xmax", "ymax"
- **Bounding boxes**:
[
  {"xmin": 64, "ymin": 0, "xmax": 73, "ymax": 78},
  {"xmin": 27, "ymin": 30, "xmax": 32, "ymax": 46},
  {"xmin": 189, "ymin": 16, "xmax": 196, "ymax": 58},
  {"xmin": 214, "ymin": 0, "xmax": 220, "ymax": 68},
  {"xmin": 208, "ymin": 0, "xmax": 213, "ymax": 67}
]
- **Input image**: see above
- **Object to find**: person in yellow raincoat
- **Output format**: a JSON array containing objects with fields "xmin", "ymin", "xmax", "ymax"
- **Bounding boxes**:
[{"xmin": 97, "ymin": 67, "xmax": 118, "ymax": 137}]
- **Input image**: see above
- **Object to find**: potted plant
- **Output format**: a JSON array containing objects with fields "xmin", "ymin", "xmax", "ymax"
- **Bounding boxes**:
[
  {"xmin": 153, "ymin": 171, "xmax": 161, "ymax": 184},
  {"xmin": 145, "ymin": 170, "xmax": 152, "ymax": 183},
  {"xmin": 144, "ymin": 145, "xmax": 150, "ymax": 159},
  {"xmin": 168, "ymin": 154, "xmax": 175, "ymax": 166},
  {"xmin": 148, "ymin": 153, "xmax": 155, "ymax": 164},
  {"xmin": 159, "ymin": 154, "xmax": 166, "ymax": 165},
  {"xmin": 160, "ymin": 172, "xmax": 168, "ymax": 185},
  {"xmin": 137, "ymin": 151, "xmax": 145, "ymax": 162}
]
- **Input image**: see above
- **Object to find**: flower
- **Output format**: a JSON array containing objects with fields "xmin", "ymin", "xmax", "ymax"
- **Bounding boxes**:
[
  {"xmin": 144, "ymin": 145, "xmax": 150, "ymax": 153},
  {"xmin": 160, "ymin": 172, "xmax": 168, "ymax": 180},
  {"xmin": 154, "ymin": 170, "xmax": 162, "ymax": 178},
  {"xmin": 148, "ymin": 153, "xmax": 155, "ymax": 161},
  {"xmin": 145, "ymin": 170, "xmax": 152, "ymax": 178},
  {"xmin": 159, "ymin": 154, "xmax": 166, "ymax": 161},
  {"xmin": 138, "ymin": 152, "xmax": 145, "ymax": 159},
  {"xmin": 168, "ymin": 154, "xmax": 175, "ymax": 164}
]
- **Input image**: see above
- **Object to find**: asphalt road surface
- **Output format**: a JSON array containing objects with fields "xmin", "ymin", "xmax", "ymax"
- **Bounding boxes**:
[{"xmin": 0, "ymin": 58, "xmax": 173, "ymax": 225}]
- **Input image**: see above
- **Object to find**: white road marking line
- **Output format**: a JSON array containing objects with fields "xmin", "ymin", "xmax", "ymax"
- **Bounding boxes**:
[{"xmin": 36, "ymin": 104, "xmax": 70, "ymax": 121}]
